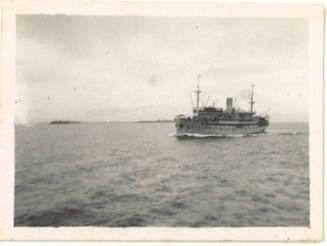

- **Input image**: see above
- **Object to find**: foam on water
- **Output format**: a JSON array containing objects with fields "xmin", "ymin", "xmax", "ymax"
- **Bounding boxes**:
[
  {"xmin": 179, "ymin": 133, "xmax": 224, "ymax": 138},
  {"xmin": 169, "ymin": 129, "xmax": 304, "ymax": 138}
]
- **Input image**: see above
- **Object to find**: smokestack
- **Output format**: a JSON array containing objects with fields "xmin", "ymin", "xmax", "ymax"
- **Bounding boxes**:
[{"xmin": 226, "ymin": 97, "xmax": 233, "ymax": 112}]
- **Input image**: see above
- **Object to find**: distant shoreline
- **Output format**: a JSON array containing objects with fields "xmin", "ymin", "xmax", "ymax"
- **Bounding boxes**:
[
  {"xmin": 137, "ymin": 120, "xmax": 174, "ymax": 123},
  {"xmin": 48, "ymin": 120, "xmax": 174, "ymax": 124}
]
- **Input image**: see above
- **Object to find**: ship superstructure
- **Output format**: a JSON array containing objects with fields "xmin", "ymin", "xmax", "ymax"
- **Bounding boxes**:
[{"xmin": 175, "ymin": 76, "xmax": 269, "ymax": 137}]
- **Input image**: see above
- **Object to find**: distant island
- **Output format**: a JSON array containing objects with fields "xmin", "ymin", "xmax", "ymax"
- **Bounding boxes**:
[
  {"xmin": 137, "ymin": 119, "xmax": 173, "ymax": 123},
  {"xmin": 50, "ymin": 120, "xmax": 81, "ymax": 124}
]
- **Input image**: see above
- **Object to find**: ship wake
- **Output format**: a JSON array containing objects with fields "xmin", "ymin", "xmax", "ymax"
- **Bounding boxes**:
[
  {"xmin": 169, "ymin": 130, "xmax": 304, "ymax": 139},
  {"xmin": 266, "ymin": 129, "xmax": 304, "ymax": 136},
  {"xmin": 170, "ymin": 133, "xmax": 253, "ymax": 139}
]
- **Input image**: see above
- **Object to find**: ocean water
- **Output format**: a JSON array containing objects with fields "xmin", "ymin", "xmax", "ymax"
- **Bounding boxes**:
[{"xmin": 15, "ymin": 122, "xmax": 309, "ymax": 227}]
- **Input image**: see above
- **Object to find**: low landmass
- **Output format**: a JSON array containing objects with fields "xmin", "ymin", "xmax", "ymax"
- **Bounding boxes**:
[{"xmin": 50, "ymin": 120, "xmax": 81, "ymax": 124}]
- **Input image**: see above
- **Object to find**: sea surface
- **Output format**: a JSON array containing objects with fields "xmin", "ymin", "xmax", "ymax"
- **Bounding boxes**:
[{"xmin": 15, "ymin": 122, "xmax": 309, "ymax": 227}]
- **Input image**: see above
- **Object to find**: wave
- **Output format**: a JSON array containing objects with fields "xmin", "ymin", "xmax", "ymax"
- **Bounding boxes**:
[{"xmin": 15, "ymin": 207, "xmax": 92, "ymax": 227}]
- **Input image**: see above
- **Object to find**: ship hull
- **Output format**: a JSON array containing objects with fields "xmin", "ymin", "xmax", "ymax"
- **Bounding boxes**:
[
  {"xmin": 176, "ymin": 124, "xmax": 266, "ymax": 137},
  {"xmin": 175, "ymin": 117, "xmax": 267, "ymax": 137}
]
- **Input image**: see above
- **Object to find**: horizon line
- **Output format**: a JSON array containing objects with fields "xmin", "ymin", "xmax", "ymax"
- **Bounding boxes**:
[{"xmin": 15, "ymin": 120, "xmax": 309, "ymax": 124}]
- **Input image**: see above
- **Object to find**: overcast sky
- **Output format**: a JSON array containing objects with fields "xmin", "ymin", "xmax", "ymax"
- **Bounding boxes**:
[{"xmin": 16, "ymin": 15, "xmax": 308, "ymax": 123}]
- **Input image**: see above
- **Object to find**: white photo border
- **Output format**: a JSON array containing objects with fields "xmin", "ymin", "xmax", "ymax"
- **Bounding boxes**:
[{"xmin": 0, "ymin": 0, "xmax": 324, "ymax": 242}]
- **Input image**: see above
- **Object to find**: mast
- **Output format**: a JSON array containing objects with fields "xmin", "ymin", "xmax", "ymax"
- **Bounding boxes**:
[
  {"xmin": 194, "ymin": 74, "xmax": 202, "ymax": 116},
  {"xmin": 249, "ymin": 84, "xmax": 255, "ymax": 113}
]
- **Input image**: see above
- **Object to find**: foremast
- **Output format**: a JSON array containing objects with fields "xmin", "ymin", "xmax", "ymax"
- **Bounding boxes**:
[{"xmin": 193, "ymin": 74, "xmax": 202, "ymax": 117}]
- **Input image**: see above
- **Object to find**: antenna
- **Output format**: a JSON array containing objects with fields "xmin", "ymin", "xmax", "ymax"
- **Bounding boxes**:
[
  {"xmin": 249, "ymin": 84, "xmax": 256, "ymax": 113},
  {"xmin": 205, "ymin": 96, "xmax": 211, "ymax": 107}
]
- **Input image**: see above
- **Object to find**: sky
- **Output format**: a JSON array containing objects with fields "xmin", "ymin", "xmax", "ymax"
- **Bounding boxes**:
[{"xmin": 16, "ymin": 15, "xmax": 308, "ymax": 123}]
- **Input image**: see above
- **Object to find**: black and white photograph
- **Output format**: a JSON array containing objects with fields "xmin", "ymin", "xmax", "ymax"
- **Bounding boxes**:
[{"xmin": 0, "ymin": 0, "xmax": 324, "ymax": 242}]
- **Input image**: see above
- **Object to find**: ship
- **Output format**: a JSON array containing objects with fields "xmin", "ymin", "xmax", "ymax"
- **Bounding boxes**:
[{"xmin": 174, "ymin": 76, "xmax": 269, "ymax": 137}]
